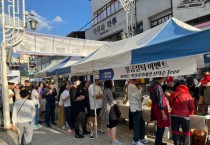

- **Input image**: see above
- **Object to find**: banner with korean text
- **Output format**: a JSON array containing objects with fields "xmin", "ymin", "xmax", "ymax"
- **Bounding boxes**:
[{"xmin": 99, "ymin": 56, "xmax": 197, "ymax": 80}]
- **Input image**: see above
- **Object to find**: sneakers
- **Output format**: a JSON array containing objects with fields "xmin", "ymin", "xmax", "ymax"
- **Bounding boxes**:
[
  {"xmin": 34, "ymin": 126, "xmax": 39, "ymax": 129},
  {"xmin": 46, "ymin": 124, "xmax": 51, "ymax": 128},
  {"xmin": 75, "ymin": 134, "xmax": 85, "ymax": 138},
  {"xmin": 98, "ymin": 130, "xmax": 105, "ymax": 135},
  {"xmin": 132, "ymin": 141, "xmax": 144, "ymax": 145},
  {"xmin": 90, "ymin": 133, "xmax": 94, "ymax": 139},
  {"xmin": 51, "ymin": 122, "xmax": 57, "ymax": 125},
  {"xmin": 83, "ymin": 130, "xmax": 90, "ymax": 135},
  {"xmin": 139, "ymin": 139, "xmax": 150, "ymax": 144},
  {"xmin": 66, "ymin": 129, "xmax": 72, "ymax": 133},
  {"xmin": 112, "ymin": 140, "xmax": 122, "ymax": 145}
]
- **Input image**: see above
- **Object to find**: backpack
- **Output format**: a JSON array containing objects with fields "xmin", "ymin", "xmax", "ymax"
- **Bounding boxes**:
[{"xmin": 192, "ymin": 130, "xmax": 206, "ymax": 145}]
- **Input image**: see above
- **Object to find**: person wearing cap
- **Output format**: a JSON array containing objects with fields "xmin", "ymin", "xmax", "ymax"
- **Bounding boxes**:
[
  {"xmin": 162, "ymin": 76, "xmax": 175, "ymax": 98},
  {"xmin": 198, "ymin": 75, "xmax": 210, "ymax": 105},
  {"xmin": 70, "ymin": 76, "xmax": 86, "ymax": 138},
  {"xmin": 88, "ymin": 75, "xmax": 104, "ymax": 136}
]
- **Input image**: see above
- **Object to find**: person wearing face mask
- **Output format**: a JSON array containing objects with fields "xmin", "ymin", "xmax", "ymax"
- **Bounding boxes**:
[
  {"xmin": 70, "ymin": 76, "xmax": 86, "ymax": 138},
  {"xmin": 44, "ymin": 83, "xmax": 57, "ymax": 128}
]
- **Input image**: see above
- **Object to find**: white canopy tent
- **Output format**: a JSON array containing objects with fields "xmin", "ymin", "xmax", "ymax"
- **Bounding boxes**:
[
  {"xmin": 70, "ymin": 18, "xmax": 201, "ymax": 76},
  {"xmin": 33, "ymin": 60, "xmax": 62, "ymax": 78}
]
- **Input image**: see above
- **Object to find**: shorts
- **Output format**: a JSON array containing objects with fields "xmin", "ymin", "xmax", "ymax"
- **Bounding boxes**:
[
  {"xmin": 90, "ymin": 108, "xmax": 101, "ymax": 117},
  {"xmin": 107, "ymin": 120, "xmax": 118, "ymax": 128}
]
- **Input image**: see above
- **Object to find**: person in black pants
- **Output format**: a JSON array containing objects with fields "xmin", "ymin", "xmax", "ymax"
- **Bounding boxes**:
[
  {"xmin": 44, "ymin": 83, "xmax": 57, "ymax": 128},
  {"xmin": 81, "ymin": 81, "xmax": 91, "ymax": 135},
  {"xmin": 70, "ymin": 76, "xmax": 86, "ymax": 138}
]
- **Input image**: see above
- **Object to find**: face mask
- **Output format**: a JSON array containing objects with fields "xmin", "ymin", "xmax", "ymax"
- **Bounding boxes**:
[{"xmin": 76, "ymin": 80, "xmax": 81, "ymax": 86}]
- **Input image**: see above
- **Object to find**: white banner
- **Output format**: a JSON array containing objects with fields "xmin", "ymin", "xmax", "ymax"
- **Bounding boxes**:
[
  {"xmin": 14, "ymin": 32, "xmax": 106, "ymax": 57},
  {"xmin": 99, "ymin": 56, "xmax": 197, "ymax": 80}
]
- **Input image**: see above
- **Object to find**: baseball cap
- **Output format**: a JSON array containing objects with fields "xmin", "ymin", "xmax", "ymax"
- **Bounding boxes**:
[
  {"xmin": 166, "ymin": 76, "xmax": 173, "ymax": 83},
  {"xmin": 201, "ymin": 75, "xmax": 210, "ymax": 85}
]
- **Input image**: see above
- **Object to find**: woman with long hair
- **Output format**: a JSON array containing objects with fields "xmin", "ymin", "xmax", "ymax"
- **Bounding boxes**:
[{"xmin": 100, "ymin": 80, "xmax": 122, "ymax": 145}]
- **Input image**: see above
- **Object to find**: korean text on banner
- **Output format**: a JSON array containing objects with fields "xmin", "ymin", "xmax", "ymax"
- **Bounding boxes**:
[{"xmin": 99, "ymin": 56, "xmax": 197, "ymax": 80}]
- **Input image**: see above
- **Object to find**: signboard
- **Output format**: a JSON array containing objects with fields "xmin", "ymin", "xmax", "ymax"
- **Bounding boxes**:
[
  {"xmin": 14, "ymin": 32, "xmax": 105, "ymax": 56},
  {"xmin": 19, "ymin": 54, "xmax": 29, "ymax": 85},
  {"xmin": 172, "ymin": 0, "xmax": 210, "ymax": 22},
  {"xmin": 99, "ymin": 56, "xmax": 197, "ymax": 80}
]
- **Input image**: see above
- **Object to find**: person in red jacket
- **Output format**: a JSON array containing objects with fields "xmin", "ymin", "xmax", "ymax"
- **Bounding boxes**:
[{"xmin": 169, "ymin": 83, "xmax": 194, "ymax": 145}]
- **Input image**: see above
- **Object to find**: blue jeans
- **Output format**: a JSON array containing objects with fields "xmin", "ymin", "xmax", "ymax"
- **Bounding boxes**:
[
  {"xmin": 34, "ymin": 105, "xmax": 39, "ymax": 126},
  {"xmin": 64, "ymin": 106, "xmax": 72, "ymax": 129},
  {"xmin": 132, "ymin": 111, "xmax": 146, "ymax": 142},
  {"xmin": 45, "ymin": 102, "xmax": 55, "ymax": 124}
]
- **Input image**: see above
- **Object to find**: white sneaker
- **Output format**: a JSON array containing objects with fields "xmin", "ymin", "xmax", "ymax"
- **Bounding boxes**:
[
  {"xmin": 132, "ymin": 141, "xmax": 144, "ymax": 145},
  {"xmin": 139, "ymin": 139, "xmax": 150, "ymax": 144},
  {"xmin": 112, "ymin": 140, "xmax": 122, "ymax": 145}
]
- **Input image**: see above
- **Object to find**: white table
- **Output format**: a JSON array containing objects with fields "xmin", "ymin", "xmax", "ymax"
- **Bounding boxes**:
[{"xmin": 119, "ymin": 104, "xmax": 210, "ymax": 139}]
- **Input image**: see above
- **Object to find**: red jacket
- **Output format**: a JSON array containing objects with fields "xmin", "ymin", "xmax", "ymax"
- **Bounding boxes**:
[{"xmin": 169, "ymin": 85, "xmax": 194, "ymax": 117}]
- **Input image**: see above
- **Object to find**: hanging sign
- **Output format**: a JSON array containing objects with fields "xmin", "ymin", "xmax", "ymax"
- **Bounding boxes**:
[{"xmin": 99, "ymin": 56, "xmax": 197, "ymax": 80}]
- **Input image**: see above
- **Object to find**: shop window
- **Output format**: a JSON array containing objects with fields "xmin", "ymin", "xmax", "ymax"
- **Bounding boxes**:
[{"xmin": 136, "ymin": 22, "xmax": 143, "ymax": 34}]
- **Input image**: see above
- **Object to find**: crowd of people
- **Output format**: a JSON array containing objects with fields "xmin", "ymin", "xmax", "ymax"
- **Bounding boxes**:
[{"xmin": 1, "ymin": 71, "xmax": 210, "ymax": 145}]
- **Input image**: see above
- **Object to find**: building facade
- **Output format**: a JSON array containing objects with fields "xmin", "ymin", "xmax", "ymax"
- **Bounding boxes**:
[
  {"xmin": 86, "ymin": 0, "xmax": 210, "ymax": 41},
  {"xmin": 85, "ymin": 0, "xmax": 172, "ymax": 41}
]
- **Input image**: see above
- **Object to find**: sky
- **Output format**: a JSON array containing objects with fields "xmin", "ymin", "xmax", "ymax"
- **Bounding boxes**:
[{"xmin": 25, "ymin": 0, "xmax": 92, "ymax": 36}]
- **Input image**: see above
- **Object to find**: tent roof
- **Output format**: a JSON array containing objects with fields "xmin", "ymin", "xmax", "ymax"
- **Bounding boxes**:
[
  {"xmin": 71, "ymin": 18, "xmax": 202, "ymax": 74},
  {"xmin": 46, "ymin": 56, "xmax": 81, "ymax": 76},
  {"xmin": 34, "ymin": 60, "xmax": 62, "ymax": 78}
]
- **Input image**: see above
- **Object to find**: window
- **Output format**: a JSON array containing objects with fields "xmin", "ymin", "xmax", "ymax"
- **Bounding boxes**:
[
  {"xmin": 93, "ymin": 0, "xmax": 121, "ymax": 25},
  {"xmin": 115, "ymin": 0, "xmax": 119, "ymax": 11},
  {"xmin": 111, "ymin": 1, "xmax": 115, "ymax": 14},
  {"xmin": 119, "ymin": 0, "xmax": 122, "ymax": 9},
  {"xmin": 136, "ymin": 22, "xmax": 143, "ymax": 34},
  {"xmin": 102, "ymin": 6, "xmax": 107, "ymax": 20},
  {"xmin": 151, "ymin": 14, "xmax": 172, "ymax": 28},
  {"xmin": 97, "ymin": 10, "xmax": 101, "ymax": 22},
  {"xmin": 107, "ymin": 3, "xmax": 111, "ymax": 16},
  {"xmin": 93, "ymin": 12, "xmax": 97, "ymax": 25}
]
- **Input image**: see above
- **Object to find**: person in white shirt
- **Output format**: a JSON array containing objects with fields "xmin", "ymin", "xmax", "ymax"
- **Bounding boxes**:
[
  {"xmin": 31, "ymin": 85, "xmax": 40, "ymax": 129},
  {"xmin": 12, "ymin": 89, "xmax": 35, "ymax": 145},
  {"xmin": 88, "ymin": 75, "xmax": 104, "ymax": 134},
  {"xmin": 128, "ymin": 79, "xmax": 149, "ymax": 145},
  {"xmin": 60, "ymin": 81, "xmax": 72, "ymax": 133},
  {"xmin": 8, "ymin": 82, "xmax": 15, "ymax": 122}
]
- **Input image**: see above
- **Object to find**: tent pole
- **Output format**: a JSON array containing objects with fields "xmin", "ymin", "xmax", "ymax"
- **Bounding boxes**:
[{"xmin": 93, "ymin": 71, "xmax": 98, "ymax": 138}]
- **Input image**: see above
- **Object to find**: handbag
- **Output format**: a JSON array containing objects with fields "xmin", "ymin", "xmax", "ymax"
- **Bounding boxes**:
[
  {"xmin": 105, "ymin": 90, "xmax": 121, "ymax": 119},
  {"xmin": 58, "ymin": 99, "xmax": 64, "ymax": 106},
  {"xmin": 197, "ymin": 103, "xmax": 208, "ymax": 115}
]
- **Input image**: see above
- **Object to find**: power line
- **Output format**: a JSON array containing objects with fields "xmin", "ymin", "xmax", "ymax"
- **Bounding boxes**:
[{"xmin": 37, "ymin": 0, "xmax": 45, "ymax": 13}]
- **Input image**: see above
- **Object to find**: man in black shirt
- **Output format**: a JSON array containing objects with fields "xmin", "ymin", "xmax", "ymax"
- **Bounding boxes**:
[
  {"xmin": 70, "ymin": 76, "xmax": 85, "ymax": 138},
  {"xmin": 44, "ymin": 83, "xmax": 57, "ymax": 128}
]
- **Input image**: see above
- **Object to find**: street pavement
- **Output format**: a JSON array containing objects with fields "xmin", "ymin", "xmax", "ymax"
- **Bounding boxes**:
[{"xmin": 0, "ymin": 122, "xmax": 173, "ymax": 145}]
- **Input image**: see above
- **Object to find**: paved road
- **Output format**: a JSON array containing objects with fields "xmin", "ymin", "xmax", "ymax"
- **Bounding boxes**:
[{"xmin": 0, "ymin": 123, "xmax": 173, "ymax": 145}]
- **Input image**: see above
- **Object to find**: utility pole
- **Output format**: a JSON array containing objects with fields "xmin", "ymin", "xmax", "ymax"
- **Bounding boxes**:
[{"xmin": 119, "ymin": 0, "xmax": 136, "ymax": 38}]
